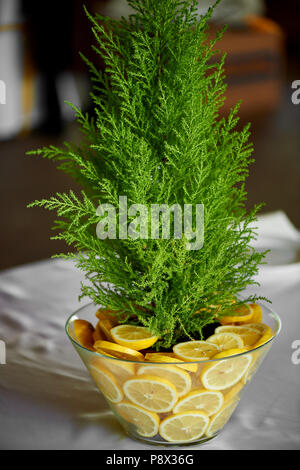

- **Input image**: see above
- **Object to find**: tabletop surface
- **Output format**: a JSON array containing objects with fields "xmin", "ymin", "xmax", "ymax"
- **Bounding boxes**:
[{"xmin": 0, "ymin": 251, "xmax": 300, "ymax": 450}]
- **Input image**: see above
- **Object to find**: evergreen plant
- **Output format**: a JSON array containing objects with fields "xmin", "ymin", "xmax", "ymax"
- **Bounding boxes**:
[{"xmin": 28, "ymin": 0, "xmax": 267, "ymax": 350}]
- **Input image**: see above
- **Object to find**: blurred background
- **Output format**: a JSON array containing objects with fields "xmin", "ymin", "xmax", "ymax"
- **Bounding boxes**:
[{"xmin": 0, "ymin": 0, "xmax": 299, "ymax": 271}]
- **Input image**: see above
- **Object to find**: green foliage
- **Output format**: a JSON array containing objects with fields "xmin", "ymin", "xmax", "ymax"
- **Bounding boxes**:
[{"xmin": 28, "ymin": 0, "xmax": 267, "ymax": 349}]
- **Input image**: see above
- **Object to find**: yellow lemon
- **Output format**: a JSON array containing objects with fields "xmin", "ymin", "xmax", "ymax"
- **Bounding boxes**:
[
  {"xmin": 94, "ymin": 340, "xmax": 144, "ymax": 361},
  {"xmin": 173, "ymin": 389, "xmax": 224, "ymax": 416},
  {"xmin": 173, "ymin": 340, "xmax": 220, "ymax": 361},
  {"xmin": 215, "ymin": 325, "xmax": 261, "ymax": 347},
  {"xmin": 247, "ymin": 303, "xmax": 262, "ymax": 323},
  {"xmin": 89, "ymin": 355, "xmax": 135, "ymax": 382},
  {"xmin": 205, "ymin": 399, "xmax": 239, "ymax": 437},
  {"xmin": 241, "ymin": 347, "xmax": 268, "ymax": 384},
  {"xmin": 96, "ymin": 308, "xmax": 120, "ymax": 321},
  {"xmin": 123, "ymin": 375, "xmax": 178, "ymax": 413},
  {"xmin": 219, "ymin": 304, "xmax": 253, "ymax": 324},
  {"xmin": 245, "ymin": 322, "xmax": 271, "ymax": 336},
  {"xmin": 220, "ymin": 303, "xmax": 263, "ymax": 325},
  {"xmin": 93, "ymin": 321, "xmax": 106, "ymax": 343},
  {"xmin": 110, "ymin": 324, "xmax": 158, "ymax": 351},
  {"xmin": 117, "ymin": 402, "xmax": 159, "ymax": 437},
  {"xmin": 89, "ymin": 363, "xmax": 123, "ymax": 403},
  {"xmin": 223, "ymin": 381, "xmax": 244, "ymax": 402},
  {"xmin": 159, "ymin": 411, "xmax": 209, "ymax": 443},
  {"xmin": 73, "ymin": 319, "xmax": 95, "ymax": 351},
  {"xmin": 251, "ymin": 331, "xmax": 274, "ymax": 349},
  {"xmin": 200, "ymin": 349, "xmax": 252, "ymax": 390},
  {"xmin": 145, "ymin": 353, "xmax": 198, "ymax": 373},
  {"xmin": 137, "ymin": 364, "xmax": 191, "ymax": 397},
  {"xmin": 206, "ymin": 332, "xmax": 244, "ymax": 351},
  {"xmin": 96, "ymin": 309, "xmax": 119, "ymax": 341}
]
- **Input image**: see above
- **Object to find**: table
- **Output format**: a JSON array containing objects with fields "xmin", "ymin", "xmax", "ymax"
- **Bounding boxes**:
[{"xmin": 0, "ymin": 213, "xmax": 300, "ymax": 450}]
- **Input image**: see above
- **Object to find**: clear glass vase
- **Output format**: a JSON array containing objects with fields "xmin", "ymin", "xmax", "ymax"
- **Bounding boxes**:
[{"xmin": 65, "ymin": 302, "xmax": 281, "ymax": 446}]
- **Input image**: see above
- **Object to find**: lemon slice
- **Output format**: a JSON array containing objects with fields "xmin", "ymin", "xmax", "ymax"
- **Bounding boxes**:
[
  {"xmin": 96, "ymin": 308, "xmax": 121, "ymax": 321},
  {"xmin": 247, "ymin": 303, "xmax": 262, "ymax": 323},
  {"xmin": 251, "ymin": 331, "xmax": 274, "ymax": 349},
  {"xmin": 90, "ymin": 355, "xmax": 135, "ymax": 382},
  {"xmin": 98, "ymin": 319, "xmax": 117, "ymax": 342},
  {"xmin": 73, "ymin": 319, "xmax": 95, "ymax": 350},
  {"xmin": 173, "ymin": 389, "xmax": 224, "ymax": 416},
  {"xmin": 245, "ymin": 322, "xmax": 271, "ymax": 336},
  {"xmin": 117, "ymin": 402, "xmax": 159, "ymax": 437},
  {"xmin": 241, "ymin": 355, "xmax": 260, "ymax": 384},
  {"xmin": 200, "ymin": 349, "xmax": 252, "ymax": 390},
  {"xmin": 145, "ymin": 353, "xmax": 198, "ymax": 373},
  {"xmin": 214, "ymin": 325, "xmax": 261, "ymax": 347},
  {"xmin": 96, "ymin": 309, "xmax": 119, "ymax": 341},
  {"xmin": 220, "ymin": 304, "xmax": 253, "ymax": 325},
  {"xmin": 137, "ymin": 364, "xmax": 191, "ymax": 397},
  {"xmin": 159, "ymin": 411, "xmax": 209, "ymax": 443},
  {"xmin": 223, "ymin": 381, "xmax": 244, "ymax": 402},
  {"xmin": 110, "ymin": 324, "xmax": 158, "ymax": 351},
  {"xmin": 89, "ymin": 363, "xmax": 123, "ymax": 403},
  {"xmin": 206, "ymin": 332, "xmax": 244, "ymax": 351},
  {"xmin": 173, "ymin": 340, "xmax": 220, "ymax": 361},
  {"xmin": 93, "ymin": 322, "xmax": 106, "ymax": 343},
  {"xmin": 123, "ymin": 375, "xmax": 178, "ymax": 412},
  {"xmin": 241, "ymin": 344, "xmax": 268, "ymax": 384},
  {"xmin": 205, "ymin": 399, "xmax": 239, "ymax": 437},
  {"xmin": 94, "ymin": 340, "xmax": 144, "ymax": 361}
]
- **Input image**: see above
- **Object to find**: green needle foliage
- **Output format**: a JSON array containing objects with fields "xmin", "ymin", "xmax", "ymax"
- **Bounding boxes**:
[{"xmin": 28, "ymin": 0, "xmax": 268, "ymax": 349}]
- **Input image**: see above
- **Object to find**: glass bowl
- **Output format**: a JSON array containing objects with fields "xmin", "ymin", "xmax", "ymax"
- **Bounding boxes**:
[{"xmin": 65, "ymin": 301, "xmax": 281, "ymax": 446}]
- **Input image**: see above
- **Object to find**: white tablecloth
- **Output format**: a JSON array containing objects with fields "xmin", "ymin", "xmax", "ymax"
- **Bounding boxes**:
[{"xmin": 0, "ymin": 212, "xmax": 300, "ymax": 450}]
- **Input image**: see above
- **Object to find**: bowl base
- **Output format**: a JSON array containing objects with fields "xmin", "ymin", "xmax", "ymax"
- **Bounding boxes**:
[{"xmin": 126, "ymin": 431, "xmax": 219, "ymax": 447}]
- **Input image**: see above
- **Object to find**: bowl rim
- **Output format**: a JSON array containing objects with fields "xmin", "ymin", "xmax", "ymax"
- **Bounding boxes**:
[{"xmin": 65, "ymin": 300, "xmax": 281, "ymax": 365}]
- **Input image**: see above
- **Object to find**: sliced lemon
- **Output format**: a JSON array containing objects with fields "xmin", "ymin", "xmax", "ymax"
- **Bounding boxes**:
[
  {"xmin": 206, "ymin": 332, "xmax": 244, "ymax": 351},
  {"xmin": 116, "ymin": 402, "xmax": 159, "ymax": 437},
  {"xmin": 223, "ymin": 381, "xmax": 244, "ymax": 402},
  {"xmin": 245, "ymin": 322, "xmax": 271, "ymax": 336},
  {"xmin": 98, "ymin": 319, "xmax": 118, "ymax": 341},
  {"xmin": 241, "ymin": 356, "xmax": 259, "ymax": 384},
  {"xmin": 137, "ymin": 364, "xmax": 191, "ymax": 397},
  {"xmin": 205, "ymin": 399, "xmax": 239, "ymax": 437},
  {"xmin": 173, "ymin": 389, "xmax": 224, "ymax": 416},
  {"xmin": 221, "ymin": 303, "xmax": 263, "ymax": 325},
  {"xmin": 89, "ymin": 363, "xmax": 123, "ymax": 403},
  {"xmin": 123, "ymin": 375, "xmax": 178, "ymax": 413},
  {"xmin": 73, "ymin": 319, "xmax": 95, "ymax": 350},
  {"xmin": 96, "ymin": 309, "xmax": 119, "ymax": 341},
  {"xmin": 241, "ymin": 346, "xmax": 268, "ymax": 384},
  {"xmin": 98, "ymin": 321, "xmax": 113, "ymax": 341},
  {"xmin": 215, "ymin": 325, "xmax": 261, "ymax": 347},
  {"xmin": 173, "ymin": 340, "xmax": 220, "ymax": 362},
  {"xmin": 247, "ymin": 303, "xmax": 262, "ymax": 323},
  {"xmin": 219, "ymin": 304, "xmax": 253, "ymax": 324},
  {"xmin": 145, "ymin": 353, "xmax": 198, "ymax": 373},
  {"xmin": 90, "ymin": 355, "xmax": 135, "ymax": 382},
  {"xmin": 94, "ymin": 340, "xmax": 144, "ymax": 361},
  {"xmin": 93, "ymin": 322, "xmax": 106, "ymax": 343},
  {"xmin": 96, "ymin": 308, "xmax": 120, "ymax": 321},
  {"xmin": 208, "ymin": 348, "xmax": 248, "ymax": 358},
  {"xmin": 200, "ymin": 349, "xmax": 252, "ymax": 390},
  {"xmin": 251, "ymin": 331, "xmax": 274, "ymax": 349},
  {"xmin": 159, "ymin": 411, "xmax": 209, "ymax": 443},
  {"xmin": 110, "ymin": 324, "xmax": 158, "ymax": 351}
]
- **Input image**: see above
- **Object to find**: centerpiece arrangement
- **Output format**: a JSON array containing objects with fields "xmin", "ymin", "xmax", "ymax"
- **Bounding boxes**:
[{"xmin": 29, "ymin": 0, "xmax": 281, "ymax": 445}]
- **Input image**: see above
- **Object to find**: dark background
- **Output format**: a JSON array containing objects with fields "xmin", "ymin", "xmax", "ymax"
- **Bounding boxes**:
[{"xmin": 0, "ymin": 0, "xmax": 299, "ymax": 271}]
